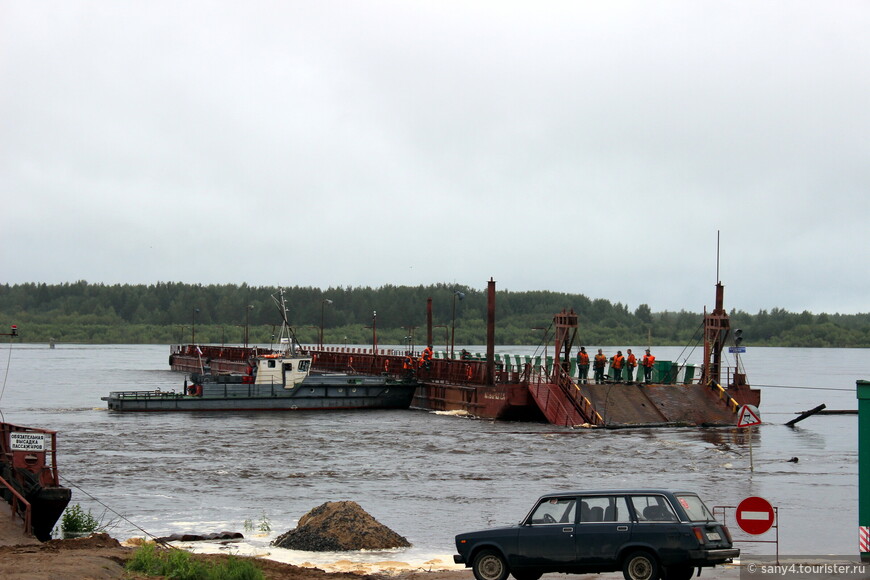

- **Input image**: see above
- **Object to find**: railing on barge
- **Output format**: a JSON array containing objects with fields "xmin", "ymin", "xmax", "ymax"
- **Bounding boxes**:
[
  {"xmin": 310, "ymin": 346, "xmax": 742, "ymax": 386},
  {"xmin": 311, "ymin": 347, "xmax": 543, "ymax": 386}
]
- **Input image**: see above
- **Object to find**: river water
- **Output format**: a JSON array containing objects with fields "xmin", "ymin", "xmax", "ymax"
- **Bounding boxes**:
[{"xmin": 0, "ymin": 343, "xmax": 863, "ymax": 571}]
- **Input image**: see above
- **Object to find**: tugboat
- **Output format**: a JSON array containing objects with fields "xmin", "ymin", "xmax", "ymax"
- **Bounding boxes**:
[
  {"xmin": 104, "ymin": 291, "xmax": 419, "ymax": 412},
  {"xmin": 103, "ymin": 348, "xmax": 419, "ymax": 412}
]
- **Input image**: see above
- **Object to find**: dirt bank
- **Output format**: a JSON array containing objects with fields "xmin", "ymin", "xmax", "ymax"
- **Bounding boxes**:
[{"xmin": 0, "ymin": 531, "xmax": 472, "ymax": 580}]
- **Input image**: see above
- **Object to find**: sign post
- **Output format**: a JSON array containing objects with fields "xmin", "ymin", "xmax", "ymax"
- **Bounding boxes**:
[
  {"xmin": 858, "ymin": 380, "xmax": 870, "ymax": 561},
  {"xmin": 736, "ymin": 496, "xmax": 775, "ymax": 535},
  {"xmin": 737, "ymin": 404, "xmax": 762, "ymax": 471}
]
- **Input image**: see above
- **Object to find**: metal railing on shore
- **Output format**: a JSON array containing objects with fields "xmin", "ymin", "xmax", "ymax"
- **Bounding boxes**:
[{"xmin": 0, "ymin": 474, "xmax": 32, "ymax": 536}]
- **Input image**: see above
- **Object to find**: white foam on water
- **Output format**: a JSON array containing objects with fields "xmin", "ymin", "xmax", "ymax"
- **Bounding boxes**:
[
  {"xmin": 431, "ymin": 410, "xmax": 471, "ymax": 417},
  {"xmin": 177, "ymin": 539, "xmax": 464, "ymax": 575}
]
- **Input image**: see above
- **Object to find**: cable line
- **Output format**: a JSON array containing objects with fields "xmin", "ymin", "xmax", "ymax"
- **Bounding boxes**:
[
  {"xmin": 752, "ymin": 383, "xmax": 853, "ymax": 392},
  {"xmin": 58, "ymin": 475, "xmax": 172, "ymax": 547}
]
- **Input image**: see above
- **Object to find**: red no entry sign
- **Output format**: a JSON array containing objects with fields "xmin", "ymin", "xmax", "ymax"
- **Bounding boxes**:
[{"xmin": 736, "ymin": 496, "xmax": 775, "ymax": 535}]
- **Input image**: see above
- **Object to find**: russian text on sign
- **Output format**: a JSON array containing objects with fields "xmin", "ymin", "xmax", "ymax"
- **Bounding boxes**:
[{"xmin": 10, "ymin": 432, "xmax": 47, "ymax": 451}]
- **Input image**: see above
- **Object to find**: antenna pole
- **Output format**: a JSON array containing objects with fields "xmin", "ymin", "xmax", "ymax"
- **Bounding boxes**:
[{"xmin": 716, "ymin": 230, "xmax": 720, "ymax": 284}]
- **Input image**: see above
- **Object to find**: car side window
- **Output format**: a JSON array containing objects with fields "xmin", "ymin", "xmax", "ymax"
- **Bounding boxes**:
[
  {"xmin": 630, "ymin": 495, "xmax": 678, "ymax": 522},
  {"xmin": 578, "ymin": 496, "xmax": 631, "ymax": 523},
  {"xmin": 528, "ymin": 497, "xmax": 576, "ymax": 525}
]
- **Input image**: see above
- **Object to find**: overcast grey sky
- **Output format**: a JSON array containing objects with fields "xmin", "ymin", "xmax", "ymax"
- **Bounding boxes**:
[{"xmin": 2, "ymin": 1, "xmax": 867, "ymax": 315}]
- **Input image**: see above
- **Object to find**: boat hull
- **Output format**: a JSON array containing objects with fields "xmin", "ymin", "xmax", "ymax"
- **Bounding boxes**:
[
  {"xmin": 412, "ymin": 381, "xmax": 545, "ymax": 421},
  {"xmin": 103, "ymin": 375, "xmax": 418, "ymax": 412}
]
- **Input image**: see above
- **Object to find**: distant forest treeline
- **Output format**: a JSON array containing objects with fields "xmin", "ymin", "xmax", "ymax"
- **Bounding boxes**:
[{"xmin": 1, "ymin": 281, "xmax": 870, "ymax": 348}]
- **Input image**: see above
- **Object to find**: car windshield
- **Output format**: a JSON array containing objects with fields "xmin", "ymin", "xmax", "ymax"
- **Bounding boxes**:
[{"xmin": 675, "ymin": 494, "xmax": 715, "ymax": 521}]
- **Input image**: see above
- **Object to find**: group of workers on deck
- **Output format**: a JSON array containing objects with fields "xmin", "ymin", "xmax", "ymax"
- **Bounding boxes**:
[
  {"xmin": 575, "ymin": 346, "xmax": 655, "ymax": 384},
  {"xmin": 402, "ymin": 345, "xmax": 434, "ymax": 377},
  {"xmin": 401, "ymin": 345, "xmax": 657, "ymax": 384}
]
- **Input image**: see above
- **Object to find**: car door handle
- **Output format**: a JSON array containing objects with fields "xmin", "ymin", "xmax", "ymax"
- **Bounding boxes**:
[
  {"xmin": 616, "ymin": 526, "xmax": 629, "ymax": 531},
  {"xmin": 562, "ymin": 527, "xmax": 574, "ymax": 533}
]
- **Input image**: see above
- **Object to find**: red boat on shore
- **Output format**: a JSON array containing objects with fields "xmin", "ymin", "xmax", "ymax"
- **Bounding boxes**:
[{"xmin": 0, "ymin": 422, "xmax": 71, "ymax": 541}]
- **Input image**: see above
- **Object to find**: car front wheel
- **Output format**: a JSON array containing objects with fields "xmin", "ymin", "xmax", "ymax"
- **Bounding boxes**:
[
  {"xmin": 622, "ymin": 550, "xmax": 660, "ymax": 580},
  {"xmin": 473, "ymin": 549, "xmax": 510, "ymax": 580}
]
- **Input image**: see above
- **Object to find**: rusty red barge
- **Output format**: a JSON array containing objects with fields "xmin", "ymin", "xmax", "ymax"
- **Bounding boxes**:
[{"xmin": 169, "ymin": 280, "xmax": 759, "ymax": 428}]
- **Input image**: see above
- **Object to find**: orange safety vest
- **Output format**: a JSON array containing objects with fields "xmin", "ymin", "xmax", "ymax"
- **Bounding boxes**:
[
  {"xmin": 577, "ymin": 351, "xmax": 589, "ymax": 365},
  {"xmin": 627, "ymin": 354, "xmax": 637, "ymax": 367},
  {"xmin": 422, "ymin": 347, "xmax": 433, "ymax": 361},
  {"xmin": 594, "ymin": 354, "xmax": 606, "ymax": 368},
  {"xmin": 642, "ymin": 354, "xmax": 655, "ymax": 368},
  {"xmin": 611, "ymin": 355, "xmax": 624, "ymax": 369}
]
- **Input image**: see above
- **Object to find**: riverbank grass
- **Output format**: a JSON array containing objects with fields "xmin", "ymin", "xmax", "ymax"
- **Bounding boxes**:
[{"xmin": 126, "ymin": 543, "xmax": 265, "ymax": 580}]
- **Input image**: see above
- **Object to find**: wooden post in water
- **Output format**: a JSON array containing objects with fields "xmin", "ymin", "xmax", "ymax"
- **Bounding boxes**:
[{"xmin": 786, "ymin": 403, "xmax": 827, "ymax": 427}]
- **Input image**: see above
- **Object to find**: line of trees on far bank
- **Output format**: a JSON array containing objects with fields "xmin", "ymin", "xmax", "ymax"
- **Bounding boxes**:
[{"xmin": 2, "ymin": 281, "xmax": 870, "ymax": 348}]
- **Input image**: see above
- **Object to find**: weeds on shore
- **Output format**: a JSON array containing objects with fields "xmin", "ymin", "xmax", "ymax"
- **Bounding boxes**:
[
  {"xmin": 126, "ymin": 543, "xmax": 265, "ymax": 580},
  {"xmin": 59, "ymin": 503, "xmax": 101, "ymax": 537}
]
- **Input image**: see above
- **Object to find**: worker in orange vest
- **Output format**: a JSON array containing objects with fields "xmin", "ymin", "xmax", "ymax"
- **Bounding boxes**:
[
  {"xmin": 611, "ymin": 351, "xmax": 625, "ymax": 382},
  {"xmin": 642, "ymin": 349, "xmax": 655, "ymax": 383},
  {"xmin": 576, "ymin": 347, "xmax": 590, "ymax": 384},
  {"xmin": 593, "ymin": 349, "xmax": 607, "ymax": 384},
  {"xmin": 403, "ymin": 354, "xmax": 416, "ymax": 379},
  {"xmin": 419, "ymin": 345, "xmax": 433, "ymax": 371},
  {"xmin": 625, "ymin": 349, "xmax": 637, "ymax": 382}
]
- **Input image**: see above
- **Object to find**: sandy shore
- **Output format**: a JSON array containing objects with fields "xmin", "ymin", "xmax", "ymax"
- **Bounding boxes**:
[
  {"xmin": 0, "ymin": 532, "xmax": 476, "ymax": 580},
  {"xmin": 0, "ymin": 504, "xmax": 472, "ymax": 580}
]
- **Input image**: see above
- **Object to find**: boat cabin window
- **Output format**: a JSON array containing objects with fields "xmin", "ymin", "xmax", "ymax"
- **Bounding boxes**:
[
  {"xmin": 283, "ymin": 363, "xmax": 293, "ymax": 372},
  {"xmin": 299, "ymin": 360, "xmax": 310, "ymax": 372},
  {"xmin": 267, "ymin": 360, "xmax": 276, "ymax": 368}
]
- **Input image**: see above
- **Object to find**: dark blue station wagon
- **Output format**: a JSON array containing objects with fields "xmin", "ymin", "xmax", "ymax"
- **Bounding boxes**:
[{"xmin": 454, "ymin": 490, "xmax": 738, "ymax": 580}]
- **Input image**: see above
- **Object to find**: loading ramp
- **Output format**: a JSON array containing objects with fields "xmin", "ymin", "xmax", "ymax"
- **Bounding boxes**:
[{"xmin": 577, "ymin": 382, "xmax": 738, "ymax": 427}]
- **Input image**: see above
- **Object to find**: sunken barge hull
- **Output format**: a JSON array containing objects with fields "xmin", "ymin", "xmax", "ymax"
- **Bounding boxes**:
[
  {"xmin": 310, "ymin": 349, "xmax": 755, "ymax": 427},
  {"xmin": 0, "ymin": 423, "xmax": 71, "ymax": 541}
]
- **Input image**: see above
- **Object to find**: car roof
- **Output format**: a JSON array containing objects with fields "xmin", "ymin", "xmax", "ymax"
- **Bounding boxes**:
[{"xmin": 537, "ymin": 490, "xmax": 698, "ymax": 498}]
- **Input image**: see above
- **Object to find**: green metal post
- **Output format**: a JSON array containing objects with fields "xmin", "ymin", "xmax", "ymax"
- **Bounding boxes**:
[{"xmin": 858, "ymin": 380, "xmax": 870, "ymax": 561}]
